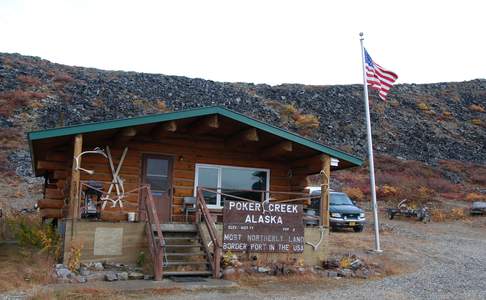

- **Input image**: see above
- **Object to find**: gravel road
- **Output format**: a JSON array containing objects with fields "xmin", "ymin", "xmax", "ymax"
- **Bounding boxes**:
[{"xmin": 161, "ymin": 218, "xmax": 486, "ymax": 300}]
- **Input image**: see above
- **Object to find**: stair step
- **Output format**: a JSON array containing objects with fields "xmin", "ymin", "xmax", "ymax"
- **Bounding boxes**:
[
  {"xmin": 165, "ymin": 253, "xmax": 207, "ymax": 257},
  {"xmin": 164, "ymin": 236, "xmax": 200, "ymax": 241},
  {"xmin": 165, "ymin": 244, "xmax": 204, "ymax": 248},
  {"xmin": 155, "ymin": 224, "xmax": 197, "ymax": 232},
  {"xmin": 166, "ymin": 261, "xmax": 209, "ymax": 266},
  {"xmin": 164, "ymin": 271, "xmax": 212, "ymax": 277}
]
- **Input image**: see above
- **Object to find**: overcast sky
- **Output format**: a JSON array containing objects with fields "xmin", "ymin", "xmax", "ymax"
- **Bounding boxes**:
[{"xmin": 1, "ymin": 0, "xmax": 485, "ymax": 85}]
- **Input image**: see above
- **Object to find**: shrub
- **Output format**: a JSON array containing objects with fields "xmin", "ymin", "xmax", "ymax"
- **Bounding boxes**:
[
  {"xmin": 17, "ymin": 75, "xmax": 41, "ymax": 86},
  {"xmin": 469, "ymin": 104, "xmax": 485, "ymax": 113},
  {"xmin": 449, "ymin": 208, "xmax": 466, "ymax": 220},
  {"xmin": 431, "ymin": 209, "xmax": 446, "ymax": 222},
  {"xmin": 426, "ymin": 178, "xmax": 460, "ymax": 193},
  {"xmin": 52, "ymin": 72, "xmax": 73, "ymax": 84},
  {"xmin": 417, "ymin": 102, "xmax": 430, "ymax": 111},
  {"xmin": 471, "ymin": 119, "xmax": 481, "ymax": 126},
  {"xmin": 156, "ymin": 100, "xmax": 171, "ymax": 112},
  {"xmin": 343, "ymin": 187, "xmax": 365, "ymax": 201},
  {"xmin": 67, "ymin": 239, "xmax": 83, "ymax": 272},
  {"xmin": 265, "ymin": 100, "xmax": 319, "ymax": 135},
  {"xmin": 465, "ymin": 193, "xmax": 486, "ymax": 202},
  {"xmin": 7, "ymin": 215, "xmax": 61, "ymax": 259},
  {"xmin": 377, "ymin": 185, "xmax": 399, "ymax": 199},
  {"xmin": 0, "ymin": 90, "xmax": 48, "ymax": 116},
  {"xmin": 293, "ymin": 113, "xmax": 319, "ymax": 135}
]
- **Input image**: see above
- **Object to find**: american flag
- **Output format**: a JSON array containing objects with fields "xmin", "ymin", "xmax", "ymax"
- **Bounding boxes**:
[{"xmin": 364, "ymin": 49, "xmax": 398, "ymax": 101}]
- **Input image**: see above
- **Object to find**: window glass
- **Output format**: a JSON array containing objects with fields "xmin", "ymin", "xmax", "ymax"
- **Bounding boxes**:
[
  {"xmin": 146, "ymin": 158, "xmax": 168, "ymax": 176},
  {"xmin": 195, "ymin": 165, "xmax": 269, "ymax": 207},
  {"xmin": 330, "ymin": 193, "xmax": 353, "ymax": 206},
  {"xmin": 145, "ymin": 158, "xmax": 169, "ymax": 192},
  {"xmin": 197, "ymin": 167, "xmax": 218, "ymax": 205},
  {"xmin": 221, "ymin": 168, "xmax": 267, "ymax": 204}
]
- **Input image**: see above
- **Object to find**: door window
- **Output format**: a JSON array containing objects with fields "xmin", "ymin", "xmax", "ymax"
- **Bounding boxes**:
[{"xmin": 144, "ymin": 157, "xmax": 170, "ymax": 192}]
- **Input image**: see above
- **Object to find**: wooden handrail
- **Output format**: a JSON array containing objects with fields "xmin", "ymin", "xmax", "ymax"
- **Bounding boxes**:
[
  {"xmin": 196, "ymin": 187, "xmax": 221, "ymax": 278},
  {"xmin": 141, "ymin": 185, "xmax": 164, "ymax": 281}
]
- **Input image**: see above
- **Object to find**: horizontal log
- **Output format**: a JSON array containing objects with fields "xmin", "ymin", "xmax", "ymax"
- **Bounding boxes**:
[
  {"xmin": 38, "ymin": 199, "xmax": 65, "ymax": 209},
  {"xmin": 100, "ymin": 210, "xmax": 127, "ymax": 222},
  {"xmin": 40, "ymin": 208, "xmax": 63, "ymax": 219},
  {"xmin": 53, "ymin": 170, "xmax": 67, "ymax": 179},
  {"xmin": 45, "ymin": 188, "xmax": 64, "ymax": 200},
  {"xmin": 37, "ymin": 160, "xmax": 66, "ymax": 171}
]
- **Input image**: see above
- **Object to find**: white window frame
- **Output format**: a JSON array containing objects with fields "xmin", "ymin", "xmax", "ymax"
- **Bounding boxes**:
[{"xmin": 194, "ymin": 163, "xmax": 270, "ymax": 209}]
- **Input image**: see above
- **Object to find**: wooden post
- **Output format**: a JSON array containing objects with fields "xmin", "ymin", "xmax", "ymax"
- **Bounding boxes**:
[
  {"xmin": 68, "ymin": 134, "xmax": 83, "ymax": 219},
  {"xmin": 320, "ymin": 155, "xmax": 331, "ymax": 227}
]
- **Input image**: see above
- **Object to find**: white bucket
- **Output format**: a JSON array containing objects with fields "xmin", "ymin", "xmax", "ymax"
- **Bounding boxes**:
[{"xmin": 127, "ymin": 212, "xmax": 136, "ymax": 222}]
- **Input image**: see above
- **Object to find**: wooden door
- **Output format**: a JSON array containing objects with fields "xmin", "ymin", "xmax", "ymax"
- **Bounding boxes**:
[{"xmin": 142, "ymin": 155, "xmax": 173, "ymax": 223}]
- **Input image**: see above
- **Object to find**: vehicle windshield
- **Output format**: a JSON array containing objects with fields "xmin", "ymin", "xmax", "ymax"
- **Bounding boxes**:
[{"xmin": 330, "ymin": 193, "xmax": 353, "ymax": 206}]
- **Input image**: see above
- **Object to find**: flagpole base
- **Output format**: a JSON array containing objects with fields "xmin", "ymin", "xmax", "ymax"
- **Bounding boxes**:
[{"xmin": 367, "ymin": 249, "xmax": 384, "ymax": 254}]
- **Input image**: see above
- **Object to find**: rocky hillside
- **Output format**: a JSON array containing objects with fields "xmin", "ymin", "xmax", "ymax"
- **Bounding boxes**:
[{"xmin": 1, "ymin": 52, "xmax": 485, "ymax": 209}]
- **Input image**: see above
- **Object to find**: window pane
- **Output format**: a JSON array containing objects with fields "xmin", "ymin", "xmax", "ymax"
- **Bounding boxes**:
[
  {"xmin": 221, "ymin": 168, "xmax": 267, "ymax": 204},
  {"xmin": 221, "ymin": 168, "xmax": 266, "ymax": 190},
  {"xmin": 146, "ymin": 158, "xmax": 168, "ymax": 176},
  {"xmin": 146, "ymin": 175, "xmax": 169, "ymax": 191},
  {"xmin": 197, "ymin": 167, "xmax": 218, "ymax": 205}
]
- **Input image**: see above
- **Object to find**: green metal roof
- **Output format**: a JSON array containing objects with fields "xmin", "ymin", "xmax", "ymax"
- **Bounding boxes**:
[{"xmin": 28, "ymin": 106, "xmax": 363, "ymax": 166}]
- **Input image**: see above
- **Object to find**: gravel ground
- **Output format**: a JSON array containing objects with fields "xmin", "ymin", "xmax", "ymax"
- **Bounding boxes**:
[{"xmin": 160, "ymin": 217, "xmax": 486, "ymax": 300}]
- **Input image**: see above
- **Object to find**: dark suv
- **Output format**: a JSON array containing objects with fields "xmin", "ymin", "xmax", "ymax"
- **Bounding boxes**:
[{"xmin": 308, "ymin": 189, "xmax": 366, "ymax": 232}]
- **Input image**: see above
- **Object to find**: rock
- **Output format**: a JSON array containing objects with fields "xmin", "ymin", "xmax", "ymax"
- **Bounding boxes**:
[
  {"xmin": 105, "ymin": 272, "xmax": 118, "ymax": 282},
  {"xmin": 75, "ymin": 275, "xmax": 88, "ymax": 283},
  {"xmin": 257, "ymin": 266, "xmax": 270, "ymax": 273},
  {"xmin": 327, "ymin": 271, "xmax": 339, "ymax": 278},
  {"xmin": 338, "ymin": 269, "xmax": 353, "ymax": 278},
  {"xmin": 351, "ymin": 259, "xmax": 363, "ymax": 270},
  {"xmin": 94, "ymin": 262, "xmax": 104, "ymax": 271},
  {"xmin": 79, "ymin": 267, "xmax": 90, "ymax": 276},
  {"xmin": 223, "ymin": 267, "xmax": 240, "ymax": 280},
  {"xmin": 116, "ymin": 272, "xmax": 128, "ymax": 281},
  {"xmin": 55, "ymin": 268, "xmax": 73, "ymax": 279},
  {"xmin": 355, "ymin": 269, "xmax": 370, "ymax": 279},
  {"xmin": 282, "ymin": 266, "xmax": 297, "ymax": 275},
  {"xmin": 128, "ymin": 272, "xmax": 144, "ymax": 280}
]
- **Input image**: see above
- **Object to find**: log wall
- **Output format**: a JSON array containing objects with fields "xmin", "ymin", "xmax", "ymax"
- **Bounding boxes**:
[{"xmin": 36, "ymin": 136, "xmax": 305, "ymax": 222}]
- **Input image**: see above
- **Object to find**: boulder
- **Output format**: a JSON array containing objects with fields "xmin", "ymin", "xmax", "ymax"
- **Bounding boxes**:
[
  {"xmin": 105, "ymin": 272, "xmax": 118, "ymax": 282},
  {"xmin": 128, "ymin": 272, "xmax": 144, "ymax": 280},
  {"xmin": 116, "ymin": 272, "xmax": 128, "ymax": 281}
]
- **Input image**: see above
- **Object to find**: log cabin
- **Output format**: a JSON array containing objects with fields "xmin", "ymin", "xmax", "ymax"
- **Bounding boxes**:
[{"xmin": 27, "ymin": 106, "xmax": 362, "ymax": 279}]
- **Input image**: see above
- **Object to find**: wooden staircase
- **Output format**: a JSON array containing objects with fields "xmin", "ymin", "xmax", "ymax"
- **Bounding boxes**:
[
  {"xmin": 155, "ymin": 224, "xmax": 212, "ymax": 277},
  {"xmin": 141, "ymin": 186, "xmax": 220, "ymax": 280}
]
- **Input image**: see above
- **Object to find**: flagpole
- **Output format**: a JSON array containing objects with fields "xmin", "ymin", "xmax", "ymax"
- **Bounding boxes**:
[{"xmin": 359, "ymin": 32, "xmax": 382, "ymax": 252}]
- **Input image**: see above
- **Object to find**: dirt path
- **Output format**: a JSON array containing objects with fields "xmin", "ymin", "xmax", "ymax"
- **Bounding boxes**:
[{"xmin": 158, "ymin": 217, "xmax": 486, "ymax": 300}]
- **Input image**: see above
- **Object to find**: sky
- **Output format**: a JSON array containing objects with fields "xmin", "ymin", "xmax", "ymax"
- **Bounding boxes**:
[{"xmin": 0, "ymin": 0, "xmax": 485, "ymax": 86}]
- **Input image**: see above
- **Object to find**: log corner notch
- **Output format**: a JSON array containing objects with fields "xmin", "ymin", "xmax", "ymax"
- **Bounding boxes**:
[
  {"xmin": 68, "ymin": 134, "xmax": 83, "ymax": 219},
  {"xmin": 190, "ymin": 114, "xmax": 219, "ymax": 135},
  {"xmin": 113, "ymin": 127, "xmax": 137, "ymax": 146},
  {"xmin": 151, "ymin": 121, "xmax": 177, "ymax": 139},
  {"xmin": 320, "ymin": 154, "xmax": 331, "ymax": 228},
  {"xmin": 225, "ymin": 127, "xmax": 259, "ymax": 148}
]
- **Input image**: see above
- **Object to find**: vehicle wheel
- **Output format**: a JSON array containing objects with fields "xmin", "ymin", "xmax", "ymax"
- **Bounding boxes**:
[
  {"xmin": 388, "ymin": 212, "xmax": 394, "ymax": 220},
  {"xmin": 353, "ymin": 226, "xmax": 364, "ymax": 232},
  {"xmin": 330, "ymin": 226, "xmax": 337, "ymax": 232},
  {"xmin": 422, "ymin": 214, "xmax": 431, "ymax": 224}
]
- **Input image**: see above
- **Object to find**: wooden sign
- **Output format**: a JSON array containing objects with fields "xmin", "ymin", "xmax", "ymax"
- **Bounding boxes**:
[{"xmin": 223, "ymin": 200, "xmax": 304, "ymax": 253}]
